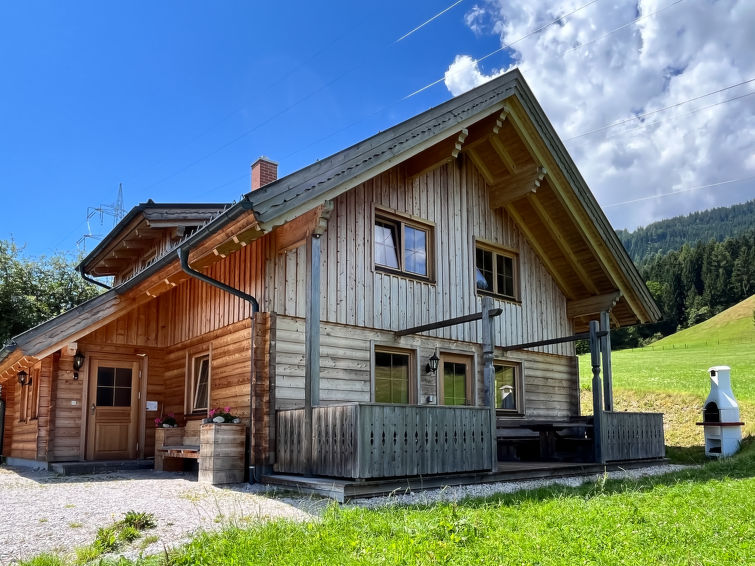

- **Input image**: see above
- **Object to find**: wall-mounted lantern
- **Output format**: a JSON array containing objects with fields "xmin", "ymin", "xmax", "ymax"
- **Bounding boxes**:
[
  {"xmin": 17, "ymin": 370, "xmax": 29, "ymax": 386},
  {"xmin": 73, "ymin": 350, "xmax": 85, "ymax": 380},
  {"xmin": 426, "ymin": 351, "xmax": 440, "ymax": 375}
]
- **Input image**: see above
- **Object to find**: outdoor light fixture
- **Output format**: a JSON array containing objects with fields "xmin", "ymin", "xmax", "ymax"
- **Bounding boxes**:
[
  {"xmin": 72, "ymin": 350, "xmax": 85, "ymax": 380},
  {"xmin": 17, "ymin": 370, "xmax": 28, "ymax": 386},
  {"xmin": 426, "ymin": 351, "xmax": 440, "ymax": 375}
]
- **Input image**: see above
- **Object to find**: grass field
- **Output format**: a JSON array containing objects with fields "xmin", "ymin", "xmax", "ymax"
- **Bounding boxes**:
[{"xmin": 579, "ymin": 295, "xmax": 755, "ymax": 449}]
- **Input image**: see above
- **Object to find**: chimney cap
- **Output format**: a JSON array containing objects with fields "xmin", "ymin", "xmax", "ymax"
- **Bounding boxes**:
[{"xmin": 252, "ymin": 155, "xmax": 279, "ymax": 167}]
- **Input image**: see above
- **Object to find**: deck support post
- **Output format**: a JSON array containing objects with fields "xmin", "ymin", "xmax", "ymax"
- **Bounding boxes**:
[
  {"xmin": 589, "ymin": 320, "xmax": 604, "ymax": 464},
  {"xmin": 481, "ymin": 296, "xmax": 497, "ymax": 472},
  {"xmin": 304, "ymin": 233, "xmax": 322, "ymax": 473},
  {"xmin": 599, "ymin": 311, "xmax": 613, "ymax": 412}
]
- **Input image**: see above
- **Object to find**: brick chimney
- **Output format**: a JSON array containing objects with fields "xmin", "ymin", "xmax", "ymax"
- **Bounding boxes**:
[{"xmin": 251, "ymin": 156, "xmax": 278, "ymax": 191}]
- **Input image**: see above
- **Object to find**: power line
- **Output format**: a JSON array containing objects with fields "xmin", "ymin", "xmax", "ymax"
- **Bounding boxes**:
[
  {"xmin": 396, "ymin": 1, "xmax": 464, "ymax": 42},
  {"xmin": 404, "ymin": 0, "xmax": 604, "ymax": 98},
  {"xmin": 565, "ymin": 78, "xmax": 755, "ymax": 141},
  {"xmin": 603, "ymin": 175, "xmax": 755, "ymax": 208}
]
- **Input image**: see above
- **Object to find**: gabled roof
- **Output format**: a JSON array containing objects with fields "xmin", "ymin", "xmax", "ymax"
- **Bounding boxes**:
[
  {"xmin": 78, "ymin": 201, "xmax": 228, "ymax": 277},
  {"xmin": 0, "ymin": 68, "xmax": 660, "ymax": 381}
]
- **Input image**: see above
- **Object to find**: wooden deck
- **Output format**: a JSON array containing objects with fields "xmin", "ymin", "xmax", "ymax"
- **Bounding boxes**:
[{"xmin": 261, "ymin": 458, "xmax": 669, "ymax": 502}]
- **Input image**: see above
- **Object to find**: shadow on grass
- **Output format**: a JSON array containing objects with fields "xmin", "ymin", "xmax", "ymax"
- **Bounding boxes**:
[{"xmin": 665, "ymin": 444, "xmax": 707, "ymax": 464}]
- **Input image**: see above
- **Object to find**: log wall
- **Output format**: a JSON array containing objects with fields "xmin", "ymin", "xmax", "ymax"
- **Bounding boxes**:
[{"xmin": 274, "ymin": 314, "xmax": 579, "ymax": 418}]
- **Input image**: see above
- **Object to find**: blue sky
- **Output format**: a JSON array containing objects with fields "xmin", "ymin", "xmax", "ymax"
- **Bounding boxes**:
[{"xmin": 2, "ymin": 1, "xmax": 753, "ymax": 259}]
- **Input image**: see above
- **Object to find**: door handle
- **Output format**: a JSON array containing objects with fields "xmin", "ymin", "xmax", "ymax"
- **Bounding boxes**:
[{"xmin": 91, "ymin": 403, "xmax": 96, "ymax": 415}]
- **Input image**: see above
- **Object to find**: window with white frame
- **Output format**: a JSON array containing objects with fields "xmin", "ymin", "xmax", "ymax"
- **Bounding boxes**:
[
  {"xmin": 374, "ymin": 210, "xmax": 433, "ymax": 279},
  {"xmin": 189, "ymin": 353, "xmax": 210, "ymax": 413}
]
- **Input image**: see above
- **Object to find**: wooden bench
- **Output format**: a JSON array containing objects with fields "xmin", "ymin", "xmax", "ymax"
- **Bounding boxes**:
[{"xmin": 154, "ymin": 420, "xmax": 201, "ymax": 472}]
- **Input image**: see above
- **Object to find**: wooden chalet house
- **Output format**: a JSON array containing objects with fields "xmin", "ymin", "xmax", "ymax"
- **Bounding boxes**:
[{"xmin": 0, "ymin": 70, "xmax": 664, "ymax": 489}]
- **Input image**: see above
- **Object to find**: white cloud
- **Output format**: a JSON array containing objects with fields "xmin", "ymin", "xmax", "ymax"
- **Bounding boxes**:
[{"xmin": 446, "ymin": 0, "xmax": 755, "ymax": 229}]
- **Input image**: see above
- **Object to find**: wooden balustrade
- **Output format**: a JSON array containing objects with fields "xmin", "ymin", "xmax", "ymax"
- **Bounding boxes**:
[
  {"xmin": 276, "ymin": 403, "xmax": 494, "ymax": 479},
  {"xmin": 601, "ymin": 411, "xmax": 665, "ymax": 461}
]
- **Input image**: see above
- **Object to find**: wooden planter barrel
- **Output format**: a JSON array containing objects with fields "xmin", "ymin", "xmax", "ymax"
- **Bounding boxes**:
[{"xmin": 199, "ymin": 422, "xmax": 246, "ymax": 484}]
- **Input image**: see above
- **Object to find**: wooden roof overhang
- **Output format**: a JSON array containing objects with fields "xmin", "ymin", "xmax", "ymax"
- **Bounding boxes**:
[{"xmin": 78, "ymin": 203, "xmax": 229, "ymax": 277}]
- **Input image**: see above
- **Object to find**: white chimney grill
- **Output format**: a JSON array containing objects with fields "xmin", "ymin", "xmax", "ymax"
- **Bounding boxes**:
[{"xmin": 696, "ymin": 366, "xmax": 744, "ymax": 457}]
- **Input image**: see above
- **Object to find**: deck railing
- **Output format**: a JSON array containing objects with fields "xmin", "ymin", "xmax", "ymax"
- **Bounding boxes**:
[
  {"xmin": 601, "ymin": 411, "xmax": 665, "ymax": 461},
  {"xmin": 276, "ymin": 403, "xmax": 495, "ymax": 479}
]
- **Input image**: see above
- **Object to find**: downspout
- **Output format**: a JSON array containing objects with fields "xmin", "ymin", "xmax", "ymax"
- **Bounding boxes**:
[
  {"xmin": 177, "ymin": 242, "xmax": 261, "ymax": 481},
  {"xmin": 78, "ymin": 267, "xmax": 112, "ymax": 290}
]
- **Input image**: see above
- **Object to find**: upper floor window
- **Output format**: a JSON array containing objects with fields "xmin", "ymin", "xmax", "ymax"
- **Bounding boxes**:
[
  {"xmin": 374, "ymin": 210, "xmax": 433, "ymax": 279},
  {"xmin": 475, "ymin": 243, "xmax": 518, "ymax": 300}
]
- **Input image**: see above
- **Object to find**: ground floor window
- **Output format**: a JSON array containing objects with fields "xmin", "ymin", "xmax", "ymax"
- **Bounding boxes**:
[
  {"xmin": 494, "ymin": 361, "xmax": 522, "ymax": 413},
  {"xmin": 189, "ymin": 353, "xmax": 210, "ymax": 413},
  {"xmin": 439, "ymin": 353, "xmax": 473, "ymax": 406},
  {"xmin": 374, "ymin": 348, "xmax": 413, "ymax": 404}
]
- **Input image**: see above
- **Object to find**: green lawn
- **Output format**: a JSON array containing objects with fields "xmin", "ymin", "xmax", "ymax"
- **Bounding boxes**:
[
  {"xmin": 98, "ymin": 441, "xmax": 754, "ymax": 566},
  {"xmin": 579, "ymin": 295, "xmax": 755, "ymax": 402}
]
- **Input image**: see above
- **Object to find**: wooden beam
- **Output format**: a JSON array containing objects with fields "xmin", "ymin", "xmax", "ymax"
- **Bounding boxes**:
[
  {"xmin": 528, "ymin": 194, "xmax": 600, "ymax": 295},
  {"xmin": 488, "ymin": 134, "xmax": 518, "ymax": 174},
  {"xmin": 504, "ymin": 99, "xmax": 649, "ymax": 322},
  {"xmin": 404, "ymin": 129, "xmax": 469, "ymax": 179},
  {"xmin": 480, "ymin": 296, "xmax": 498, "ymax": 473},
  {"xmin": 465, "ymin": 146, "xmax": 496, "ymax": 185},
  {"xmin": 304, "ymin": 232, "xmax": 322, "ymax": 474},
  {"xmin": 600, "ymin": 311, "xmax": 614, "ymax": 412},
  {"xmin": 489, "ymin": 164, "xmax": 546, "ymax": 209},
  {"xmin": 589, "ymin": 320, "xmax": 604, "ymax": 464},
  {"xmin": 395, "ymin": 308, "xmax": 502, "ymax": 337},
  {"xmin": 492, "ymin": 105, "xmax": 512, "ymax": 135},
  {"xmin": 507, "ymin": 205, "xmax": 576, "ymax": 299},
  {"xmin": 566, "ymin": 291, "xmax": 622, "ymax": 319}
]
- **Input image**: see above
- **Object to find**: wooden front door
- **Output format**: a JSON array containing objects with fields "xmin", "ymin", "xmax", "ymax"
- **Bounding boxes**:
[
  {"xmin": 86, "ymin": 358, "xmax": 140, "ymax": 460},
  {"xmin": 439, "ymin": 353, "xmax": 474, "ymax": 406}
]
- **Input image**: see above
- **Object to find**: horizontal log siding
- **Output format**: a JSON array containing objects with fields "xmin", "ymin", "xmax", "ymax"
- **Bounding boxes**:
[
  {"xmin": 35, "ymin": 356, "xmax": 54, "ymax": 460},
  {"xmin": 267, "ymin": 160, "xmax": 573, "ymax": 357},
  {"xmin": 275, "ymin": 315, "xmax": 578, "ymax": 419},
  {"xmin": 49, "ymin": 350, "xmax": 85, "ymax": 461},
  {"xmin": 2, "ymin": 380, "xmax": 37, "ymax": 459},
  {"xmin": 162, "ymin": 320, "xmax": 253, "ymax": 423}
]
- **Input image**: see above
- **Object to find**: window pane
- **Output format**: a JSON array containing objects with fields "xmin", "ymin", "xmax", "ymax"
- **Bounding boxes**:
[
  {"xmin": 404, "ymin": 226, "xmax": 427, "ymax": 276},
  {"xmin": 97, "ymin": 367, "xmax": 114, "ymax": 388},
  {"xmin": 113, "ymin": 386, "xmax": 131, "ymax": 407},
  {"xmin": 495, "ymin": 364, "xmax": 517, "ymax": 410},
  {"xmin": 96, "ymin": 386, "xmax": 114, "ymax": 406},
  {"xmin": 193, "ymin": 357, "xmax": 209, "ymax": 411},
  {"xmin": 375, "ymin": 351, "xmax": 410, "ymax": 404},
  {"xmin": 374, "ymin": 221, "xmax": 399, "ymax": 269},
  {"xmin": 497, "ymin": 255, "xmax": 514, "ymax": 297},
  {"xmin": 443, "ymin": 362, "xmax": 467, "ymax": 405},
  {"xmin": 115, "ymin": 368, "xmax": 132, "ymax": 388},
  {"xmin": 475, "ymin": 248, "xmax": 493, "ymax": 291}
]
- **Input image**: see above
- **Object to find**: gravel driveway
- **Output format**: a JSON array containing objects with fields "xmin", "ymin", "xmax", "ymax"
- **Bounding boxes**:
[
  {"xmin": 0, "ymin": 466, "xmax": 321, "ymax": 565},
  {"xmin": 0, "ymin": 462, "xmax": 686, "ymax": 564}
]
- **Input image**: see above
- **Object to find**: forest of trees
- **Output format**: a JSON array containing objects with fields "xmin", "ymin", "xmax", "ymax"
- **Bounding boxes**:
[
  {"xmin": 0, "ymin": 240, "xmax": 101, "ymax": 346},
  {"xmin": 610, "ymin": 228, "xmax": 755, "ymax": 349},
  {"xmin": 616, "ymin": 199, "xmax": 755, "ymax": 264}
]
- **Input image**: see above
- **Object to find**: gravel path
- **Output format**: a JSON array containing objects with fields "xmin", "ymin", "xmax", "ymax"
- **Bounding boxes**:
[{"xmin": 0, "ymin": 462, "xmax": 688, "ymax": 564}]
